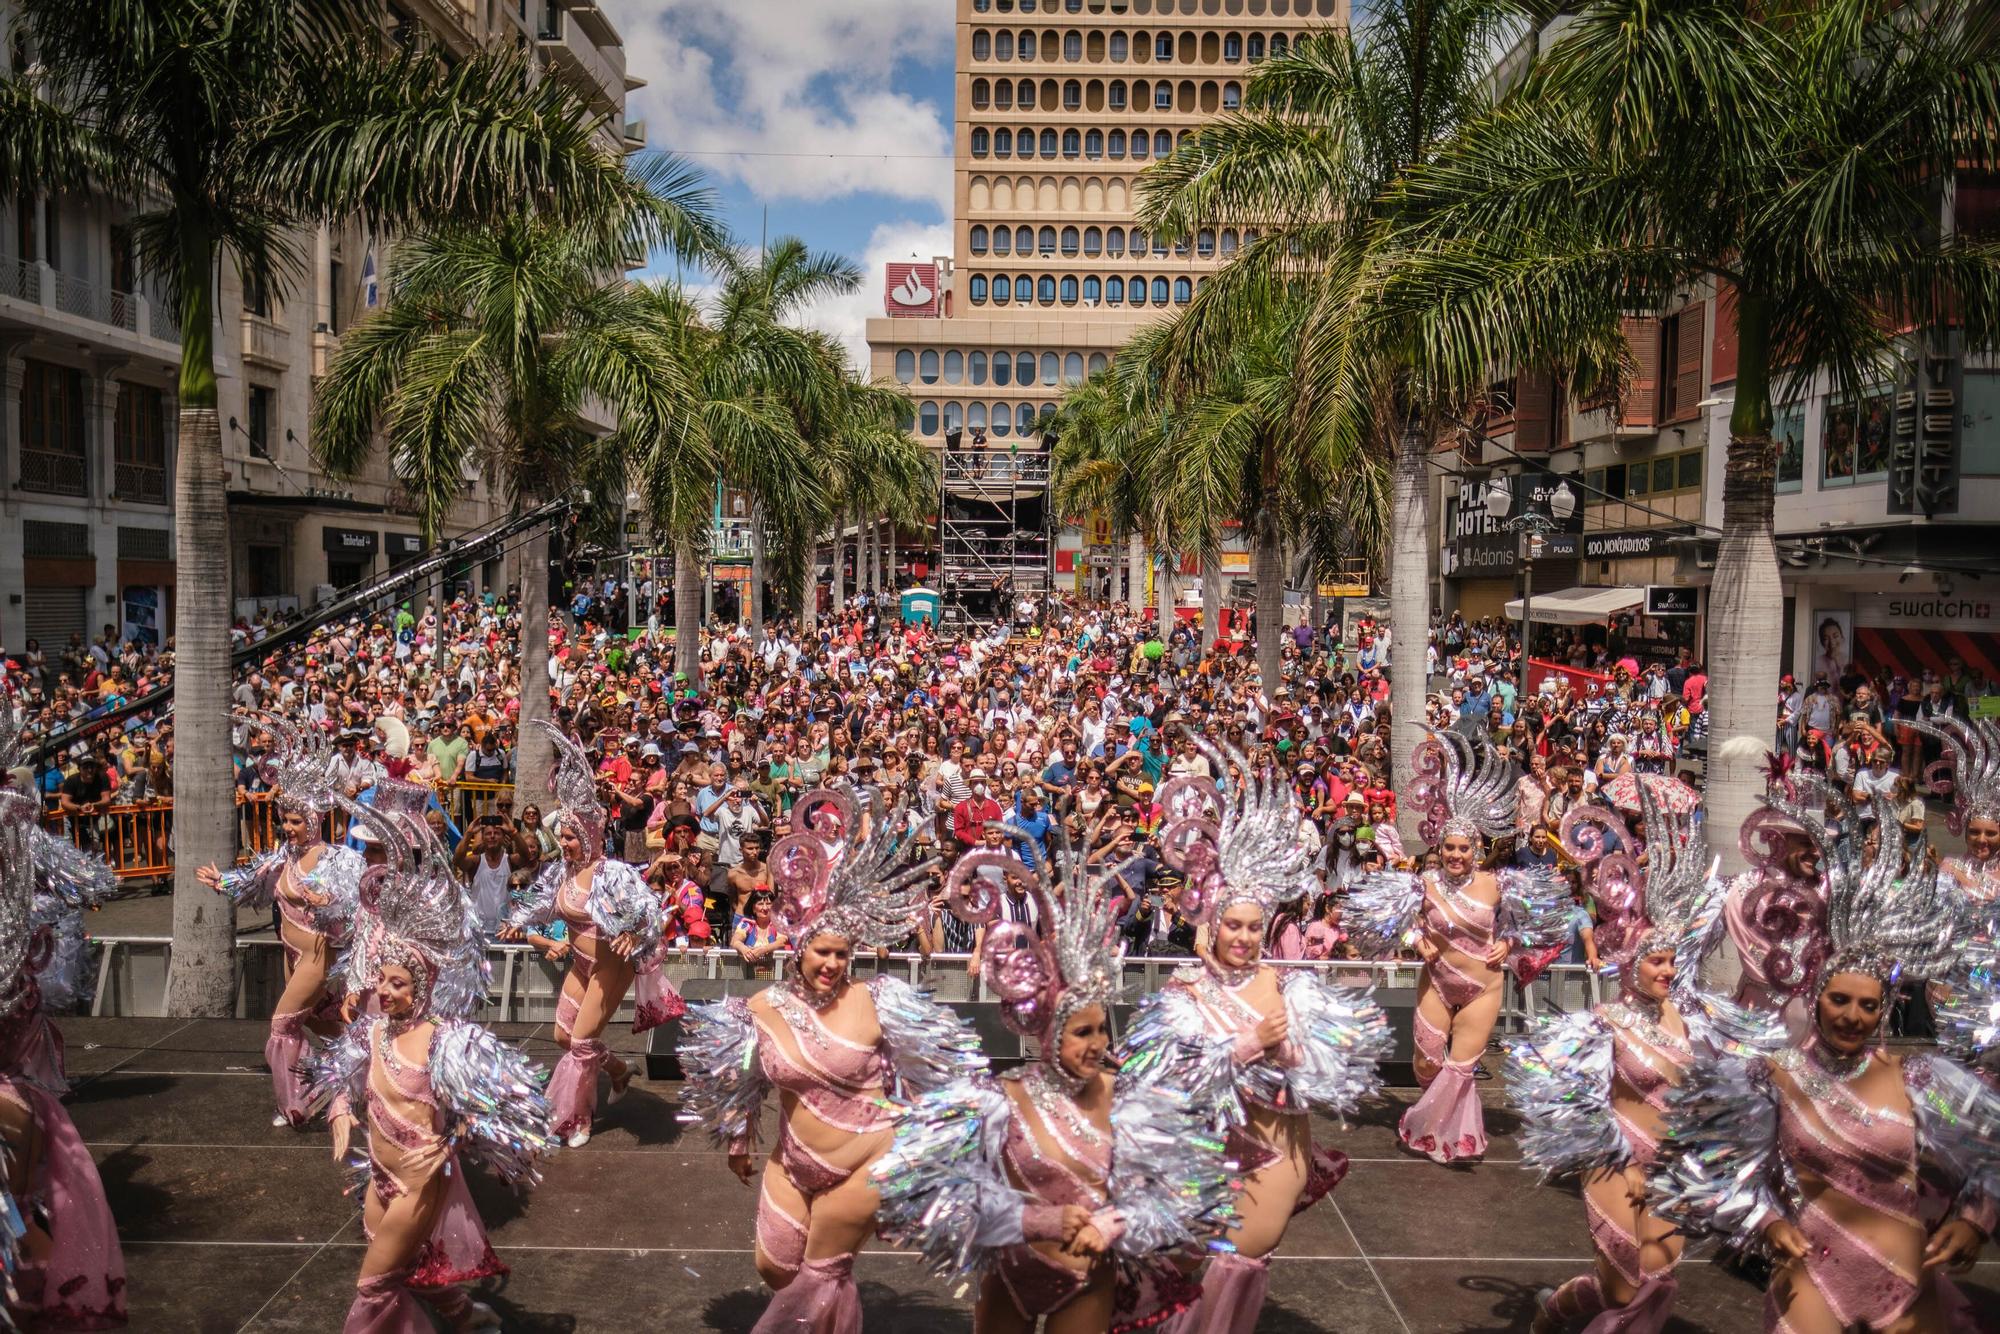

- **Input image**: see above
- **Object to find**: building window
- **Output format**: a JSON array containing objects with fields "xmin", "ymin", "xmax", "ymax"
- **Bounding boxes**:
[
  {"xmin": 247, "ymin": 383, "xmax": 274, "ymax": 455},
  {"xmin": 1154, "ymin": 129, "xmax": 1172, "ymax": 155},
  {"xmin": 1224, "ymin": 32, "xmax": 1242, "ymax": 60},
  {"xmin": 1017, "ymin": 78, "xmax": 1035, "ymax": 107},
  {"xmin": 995, "ymin": 78, "xmax": 1013, "ymax": 108},
  {"xmin": 1037, "ymin": 275, "xmax": 1057, "ymax": 304},
  {"xmin": 1105, "ymin": 227, "xmax": 1125, "ymax": 256},
  {"xmin": 919, "ymin": 402, "xmax": 939, "ymax": 435},
  {"xmin": 1106, "ymin": 275, "xmax": 1125, "ymax": 303},
  {"xmin": 1088, "ymin": 352, "xmax": 1109, "ymax": 374},
  {"xmin": 894, "ymin": 349, "xmax": 916, "ymax": 383},
  {"xmin": 1059, "ymin": 275, "xmax": 1079, "ymax": 303},
  {"xmin": 1108, "ymin": 128, "xmax": 1126, "ymax": 157},
  {"xmin": 244, "ymin": 262, "xmax": 272, "ymax": 317},
  {"xmin": 1040, "ymin": 128, "xmax": 1059, "ymax": 156},
  {"xmin": 995, "ymin": 128, "xmax": 1015, "ymax": 157},
  {"xmin": 968, "ymin": 402, "xmax": 987, "ymax": 431},
  {"xmin": 1084, "ymin": 128, "xmax": 1103, "ymax": 158},
  {"xmin": 1017, "ymin": 403, "xmax": 1037, "ymax": 434},
  {"xmin": 973, "ymin": 31, "xmax": 991, "ymax": 59},
  {"xmin": 1019, "ymin": 30, "xmax": 1036, "ymax": 58},
  {"xmin": 1063, "ymin": 79, "xmax": 1082, "ymax": 109},
  {"xmin": 1064, "ymin": 31, "xmax": 1081, "ymax": 60},
  {"xmin": 1110, "ymin": 32, "xmax": 1128, "ymax": 59},
  {"xmin": 968, "ymin": 275, "xmax": 988, "ymax": 303},
  {"xmin": 994, "ymin": 226, "xmax": 1015, "ymax": 256},
  {"xmin": 1061, "ymin": 226, "xmax": 1079, "ymax": 255},
  {"xmin": 992, "ymin": 403, "xmax": 1012, "ymax": 436},
  {"xmin": 1128, "ymin": 279, "xmax": 1146, "ymax": 307},
  {"xmin": 1015, "ymin": 225, "xmax": 1033, "ymax": 253},
  {"xmin": 1220, "ymin": 228, "xmax": 1239, "ymax": 256},
  {"xmin": 1152, "ymin": 277, "xmax": 1171, "ymax": 304},
  {"xmin": 1153, "ymin": 231, "xmax": 1170, "ymax": 256},
  {"xmin": 1128, "ymin": 227, "xmax": 1148, "ymax": 255},
  {"xmin": 1130, "ymin": 130, "xmax": 1149, "ymax": 159},
  {"xmin": 1271, "ymin": 33, "xmax": 1288, "ymax": 57},
  {"xmin": 970, "ymin": 351, "xmax": 989, "ymax": 385},
  {"xmin": 994, "ymin": 352, "xmax": 1013, "ymax": 385},
  {"xmin": 970, "ymin": 225, "xmax": 989, "ymax": 255},
  {"xmin": 1248, "ymin": 33, "xmax": 1265, "ymax": 60},
  {"xmin": 114, "ymin": 383, "xmax": 168, "ymax": 504},
  {"xmin": 1155, "ymin": 82, "xmax": 1172, "ymax": 109},
  {"xmin": 1037, "ymin": 352, "xmax": 1056, "ymax": 384},
  {"xmin": 1039, "ymin": 225, "xmax": 1057, "ymax": 255},
  {"xmin": 1064, "ymin": 352, "xmax": 1085, "ymax": 382},
  {"xmin": 1155, "ymin": 33, "xmax": 1173, "ymax": 59},
  {"xmin": 1062, "ymin": 128, "xmax": 1080, "ymax": 157},
  {"xmin": 996, "ymin": 30, "xmax": 1014, "ymax": 58},
  {"xmin": 1173, "ymin": 277, "xmax": 1192, "ymax": 304},
  {"xmin": 18, "ymin": 359, "xmax": 86, "ymax": 496},
  {"xmin": 943, "ymin": 401, "xmax": 963, "ymax": 432},
  {"xmin": 1016, "ymin": 352, "xmax": 1036, "ymax": 384},
  {"xmin": 943, "ymin": 350, "xmax": 964, "ymax": 383},
  {"xmin": 1108, "ymin": 81, "xmax": 1127, "ymax": 110},
  {"xmin": 1082, "ymin": 275, "xmax": 1101, "ymax": 302},
  {"xmin": 1015, "ymin": 275, "xmax": 1033, "ymax": 302},
  {"xmin": 1197, "ymin": 228, "xmax": 1215, "ymax": 257},
  {"xmin": 991, "ymin": 278, "xmax": 1011, "ymax": 305},
  {"xmin": 1819, "ymin": 389, "xmax": 1891, "ymax": 487},
  {"xmin": 970, "ymin": 127, "xmax": 990, "ymax": 156},
  {"xmin": 1222, "ymin": 81, "xmax": 1241, "ymax": 109},
  {"xmin": 1082, "ymin": 226, "xmax": 1102, "ymax": 256},
  {"xmin": 919, "ymin": 349, "xmax": 940, "ymax": 384},
  {"xmin": 1774, "ymin": 405, "xmax": 1804, "ymax": 493}
]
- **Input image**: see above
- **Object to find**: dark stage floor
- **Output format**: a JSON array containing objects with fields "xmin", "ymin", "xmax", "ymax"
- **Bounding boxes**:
[{"xmin": 67, "ymin": 1017, "xmax": 2000, "ymax": 1332}]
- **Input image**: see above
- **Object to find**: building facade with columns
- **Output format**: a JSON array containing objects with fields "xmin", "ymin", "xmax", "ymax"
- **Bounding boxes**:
[{"xmin": 0, "ymin": 0, "xmax": 643, "ymax": 652}]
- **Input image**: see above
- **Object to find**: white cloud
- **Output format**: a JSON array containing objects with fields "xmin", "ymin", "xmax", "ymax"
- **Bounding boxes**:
[
  {"xmin": 603, "ymin": 0, "xmax": 956, "ymax": 215},
  {"xmin": 794, "ymin": 218, "xmax": 955, "ymax": 375}
]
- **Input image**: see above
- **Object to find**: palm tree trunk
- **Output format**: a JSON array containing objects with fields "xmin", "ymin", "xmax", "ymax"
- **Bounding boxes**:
[
  {"xmin": 1201, "ymin": 557, "xmax": 1223, "ymax": 651},
  {"xmin": 884, "ymin": 517, "xmax": 896, "ymax": 593},
  {"xmin": 1154, "ymin": 550, "xmax": 1173, "ymax": 632},
  {"xmin": 513, "ymin": 519, "xmax": 554, "ymax": 803},
  {"xmin": 1253, "ymin": 506, "xmax": 1284, "ymax": 693},
  {"xmin": 830, "ymin": 510, "xmax": 846, "ymax": 614},
  {"xmin": 1125, "ymin": 534, "xmax": 1145, "ymax": 610},
  {"xmin": 1388, "ymin": 424, "xmax": 1432, "ymax": 849},
  {"xmin": 163, "ymin": 234, "xmax": 237, "ymax": 1018},
  {"xmin": 675, "ymin": 533, "xmax": 703, "ymax": 684},
  {"xmin": 1704, "ymin": 296, "xmax": 1783, "ymax": 874},
  {"xmin": 749, "ymin": 502, "xmax": 766, "ymax": 645}
]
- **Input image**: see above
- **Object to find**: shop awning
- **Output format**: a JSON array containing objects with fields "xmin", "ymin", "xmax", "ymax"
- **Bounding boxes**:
[{"xmin": 1504, "ymin": 584, "xmax": 1644, "ymax": 625}]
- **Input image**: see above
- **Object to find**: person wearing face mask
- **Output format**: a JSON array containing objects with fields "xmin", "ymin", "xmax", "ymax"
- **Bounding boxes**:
[
  {"xmin": 677, "ymin": 786, "xmax": 985, "ymax": 1334},
  {"xmin": 952, "ymin": 767, "xmax": 1003, "ymax": 851},
  {"xmin": 1650, "ymin": 790, "xmax": 1997, "ymax": 1334},
  {"xmin": 874, "ymin": 829, "xmax": 1236, "ymax": 1333},
  {"xmin": 1115, "ymin": 740, "xmax": 1393, "ymax": 1333},
  {"xmin": 1347, "ymin": 727, "xmax": 1571, "ymax": 1164},
  {"xmin": 1512, "ymin": 796, "xmax": 1784, "ymax": 1334}
]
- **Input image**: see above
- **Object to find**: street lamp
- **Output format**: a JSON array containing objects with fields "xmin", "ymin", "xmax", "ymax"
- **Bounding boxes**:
[{"xmin": 1485, "ymin": 475, "xmax": 1577, "ymax": 671}]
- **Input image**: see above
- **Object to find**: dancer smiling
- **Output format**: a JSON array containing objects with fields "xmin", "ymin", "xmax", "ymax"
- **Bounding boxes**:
[
  {"xmin": 1348, "ymin": 726, "xmax": 1567, "ymax": 1163},
  {"xmin": 499, "ymin": 722, "xmax": 680, "ymax": 1148},
  {"xmin": 1512, "ymin": 786, "xmax": 1782, "ymax": 1334},
  {"xmin": 198, "ymin": 712, "xmax": 363, "ymax": 1127},
  {"xmin": 1653, "ymin": 791, "xmax": 2000, "ymax": 1333},
  {"xmin": 874, "ymin": 823, "xmax": 1235, "ymax": 1333},
  {"xmin": 317, "ymin": 798, "xmax": 554, "ymax": 1333},
  {"xmin": 679, "ymin": 785, "xmax": 985, "ymax": 1334},
  {"xmin": 1115, "ymin": 742, "xmax": 1392, "ymax": 1334}
]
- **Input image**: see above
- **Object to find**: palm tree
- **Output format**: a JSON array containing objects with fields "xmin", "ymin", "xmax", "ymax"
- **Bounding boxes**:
[
  {"xmin": 0, "ymin": 0, "xmax": 644, "ymax": 1014},
  {"xmin": 820, "ymin": 375, "xmax": 935, "ymax": 623},
  {"xmin": 1049, "ymin": 358, "xmax": 1166, "ymax": 620},
  {"xmin": 1371, "ymin": 0, "xmax": 2000, "ymax": 867},
  {"xmin": 1134, "ymin": 0, "xmax": 1532, "ymax": 842},
  {"xmin": 312, "ymin": 156, "xmax": 727, "ymax": 806}
]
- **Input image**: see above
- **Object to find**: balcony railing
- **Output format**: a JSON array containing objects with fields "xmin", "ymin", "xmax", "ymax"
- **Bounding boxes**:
[
  {"xmin": 20, "ymin": 448, "xmax": 88, "ymax": 497},
  {"xmin": 149, "ymin": 299, "xmax": 179, "ymax": 342},
  {"xmin": 241, "ymin": 313, "xmax": 290, "ymax": 368},
  {"xmin": 0, "ymin": 255, "xmax": 38, "ymax": 303},
  {"xmin": 115, "ymin": 460, "xmax": 168, "ymax": 505},
  {"xmin": 0, "ymin": 252, "xmax": 178, "ymax": 345}
]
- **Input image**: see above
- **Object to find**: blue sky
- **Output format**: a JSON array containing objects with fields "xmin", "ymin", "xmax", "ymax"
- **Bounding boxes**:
[{"xmin": 604, "ymin": 1, "xmax": 963, "ymax": 368}]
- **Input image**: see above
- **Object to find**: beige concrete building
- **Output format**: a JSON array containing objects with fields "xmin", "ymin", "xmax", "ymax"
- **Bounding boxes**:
[
  {"xmin": 0, "ymin": 0, "xmax": 642, "ymax": 650},
  {"xmin": 865, "ymin": 0, "xmax": 1345, "ymax": 616}
]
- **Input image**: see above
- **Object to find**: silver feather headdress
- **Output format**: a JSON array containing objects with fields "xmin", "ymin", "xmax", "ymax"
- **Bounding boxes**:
[
  {"xmin": 1154, "ymin": 738, "xmax": 1316, "ymax": 927},
  {"xmin": 1561, "ymin": 780, "xmax": 1714, "ymax": 973},
  {"xmin": 533, "ymin": 720, "xmax": 606, "ymax": 845},
  {"xmin": 1816, "ymin": 794, "xmax": 1963, "ymax": 993},
  {"xmin": 1904, "ymin": 714, "xmax": 2000, "ymax": 836},
  {"xmin": 235, "ymin": 709, "xmax": 341, "ymax": 817},
  {"xmin": 0, "ymin": 789, "xmax": 38, "ymax": 1021},
  {"xmin": 1407, "ymin": 724, "xmax": 1517, "ymax": 845},
  {"xmin": 942, "ymin": 822, "xmax": 1123, "ymax": 1043},
  {"xmin": 340, "ymin": 796, "xmax": 486, "ymax": 1019},
  {"xmin": 766, "ymin": 785, "xmax": 938, "ymax": 951}
]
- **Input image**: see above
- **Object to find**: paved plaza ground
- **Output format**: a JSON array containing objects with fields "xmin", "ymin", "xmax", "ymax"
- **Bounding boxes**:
[{"xmin": 70, "ymin": 1015, "xmax": 2000, "ymax": 1333}]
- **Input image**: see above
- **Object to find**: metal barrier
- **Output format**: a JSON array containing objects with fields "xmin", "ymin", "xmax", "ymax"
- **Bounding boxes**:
[{"xmin": 79, "ymin": 932, "xmax": 1605, "ymax": 1028}]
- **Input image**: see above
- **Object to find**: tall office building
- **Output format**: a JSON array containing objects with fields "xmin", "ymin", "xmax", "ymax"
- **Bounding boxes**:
[
  {"xmin": 0, "ymin": 0, "xmax": 642, "ymax": 650},
  {"xmin": 865, "ymin": 0, "xmax": 1346, "ymax": 619}
]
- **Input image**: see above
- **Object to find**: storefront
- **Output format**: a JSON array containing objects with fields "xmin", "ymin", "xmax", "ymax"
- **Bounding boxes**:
[{"xmin": 322, "ymin": 526, "xmax": 378, "ymax": 590}]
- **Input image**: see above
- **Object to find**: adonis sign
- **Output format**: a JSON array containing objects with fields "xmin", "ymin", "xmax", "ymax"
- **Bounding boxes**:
[{"xmin": 884, "ymin": 262, "xmax": 940, "ymax": 318}]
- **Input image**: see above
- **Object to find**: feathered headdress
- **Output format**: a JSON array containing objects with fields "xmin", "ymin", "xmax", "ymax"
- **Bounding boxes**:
[
  {"xmin": 1154, "ymin": 738, "xmax": 1316, "ymax": 926},
  {"xmin": 340, "ymin": 796, "xmax": 486, "ymax": 1020},
  {"xmin": 943, "ymin": 823, "xmax": 1122, "ymax": 1042},
  {"xmin": 1407, "ymin": 725, "xmax": 1516, "ymax": 845},
  {"xmin": 533, "ymin": 720, "xmax": 606, "ymax": 845},
  {"xmin": 235, "ymin": 709, "xmax": 341, "ymax": 817},
  {"xmin": 765, "ymin": 786, "xmax": 937, "ymax": 950},
  {"xmin": 1560, "ymin": 779, "xmax": 1716, "ymax": 973},
  {"xmin": 1817, "ymin": 794, "xmax": 1963, "ymax": 991},
  {"xmin": 1904, "ymin": 714, "xmax": 2000, "ymax": 836},
  {"xmin": 0, "ymin": 789, "xmax": 39, "ymax": 1021},
  {"xmin": 1725, "ymin": 769, "xmax": 1843, "ymax": 1000}
]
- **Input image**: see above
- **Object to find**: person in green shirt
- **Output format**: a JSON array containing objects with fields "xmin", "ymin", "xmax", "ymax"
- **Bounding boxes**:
[
  {"xmin": 394, "ymin": 603, "xmax": 415, "ymax": 636},
  {"xmin": 427, "ymin": 723, "xmax": 470, "ymax": 785}
]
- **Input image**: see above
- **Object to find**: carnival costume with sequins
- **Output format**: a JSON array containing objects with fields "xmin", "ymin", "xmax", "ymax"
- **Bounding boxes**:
[
  {"xmin": 215, "ymin": 711, "xmax": 364, "ymax": 1125},
  {"xmin": 0, "ymin": 760, "xmax": 125, "ymax": 1328},
  {"xmin": 1508, "ymin": 785, "xmax": 1785, "ymax": 1333},
  {"xmin": 503, "ymin": 723, "xmax": 681, "ymax": 1141},
  {"xmin": 1650, "ymin": 788, "xmax": 2000, "ymax": 1333},
  {"xmin": 1346, "ymin": 727, "xmax": 1568, "ymax": 1162},
  {"xmin": 677, "ymin": 786, "xmax": 986, "ymax": 1334},
  {"xmin": 1111, "ymin": 742, "xmax": 1392, "ymax": 1334},
  {"xmin": 872, "ymin": 826, "xmax": 1236, "ymax": 1331},
  {"xmin": 1903, "ymin": 715, "xmax": 2000, "ymax": 1081},
  {"xmin": 312, "ymin": 798, "xmax": 555, "ymax": 1334}
]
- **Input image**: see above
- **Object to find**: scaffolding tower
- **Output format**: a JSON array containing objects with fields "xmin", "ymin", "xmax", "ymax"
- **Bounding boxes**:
[{"xmin": 936, "ymin": 434, "xmax": 1051, "ymax": 625}]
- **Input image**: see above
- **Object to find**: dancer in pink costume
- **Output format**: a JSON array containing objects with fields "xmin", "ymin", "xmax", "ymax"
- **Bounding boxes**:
[
  {"xmin": 199, "ymin": 711, "xmax": 362, "ymax": 1126},
  {"xmin": 0, "ymin": 769, "xmax": 125, "ymax": 1328},
  {"xmin": 1513, "ymin": 785, "xmax": 1783, "ymax": 1333},
  {"xmin": 499, "ymin": 722, "xmax": 680, "ymax": 1148},
  {"xmin": 1653, "ymin": 790, "xmax": 2000, "ymax": 1333},
  {"xmin": 1114, "ymin": 741, "xmax": 1393, "ymax": 1334},
  {"xmin": 316, "ymin": 798, "xmax": 554, "ymax": 1333},
  {"xmin": 873, "ymin": 822, "xmax": 1236, "ymax": 1333},
  {"xmin": 679, "ymin": 785, "xmax": 985, "ymax": 1334},
  {"xmin": 1348, "ymin": 727, "xmax": 1567, "ymax": 1163}
]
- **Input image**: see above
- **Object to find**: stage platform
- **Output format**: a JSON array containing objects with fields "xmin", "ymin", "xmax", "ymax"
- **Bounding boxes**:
[{"xmin": 71, "ymin": 1017, "xmax": 2000, "ymax": 1333}]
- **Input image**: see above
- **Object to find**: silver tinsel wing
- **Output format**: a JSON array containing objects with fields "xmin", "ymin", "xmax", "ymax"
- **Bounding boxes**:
[
  {"xmin": 586, "ymin": 859, "xmax": 663, "ymax": 963},
  {"xmin": 506, "ymin": 860, "xmax": 563, "ymax": 933},
  {"xmin": 217, "ymin": 849, "xmax": 284, "ymax": 911},
  {"xmin": 871, "ymin": 975, "xmax": 988, "ymax": 1099},
  {"xmin": 1933, "ymin": 934, "xmax": 2000, "ymax": 1069},
  {"xmin": 1496, "ymin": 865, "xmax": 1572, "ymax": 952},
  {"xmin": 1503, "ymin": 1011, "xmax": 1626, "ymax": 1182},
  {"xmin": 676, "ymin": 995, "xmax": 769, "ymax": 1152},
  {"xmin": 1234, "ymin": 970, "xmax": 1390, "ymax": 1120},
  {"xmin": 1113, "ymin": 985, "xmax": 1244, "ymax": 1135},
  {"xmin": 1647, "ymin": 1052, "xmax": 1787, "ymax": 1252},
  {"xmin": 306, "ymin": 1021, "xmax": 373, "ymax": 1128},
  {"xmin": 304, "ymin": 844, "xmax": 365, "ymax": 940},
  {"xmin": 429, "ymin": 1020, "xmax": 557, "ymax": 1189},
  {"xmin": 870, "ymin": 1077, "xmax": 1029, "ymax": 1286},
  {"xmin": 1106, "ymin": 1069, "xmax": 1237, "ymax": 1257},
  {"xmin": 1343, "ymin": 870, "xmax": 1426, "ymax": 957},
  {"xmin": 1904, "ymin": 1052, "xmax": 2000, "ymax": 1215}
]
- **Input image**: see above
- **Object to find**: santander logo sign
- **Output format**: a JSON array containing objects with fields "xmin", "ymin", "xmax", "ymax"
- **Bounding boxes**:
[{"xmin": 884, "ymin": 262, "xmax": 940, "ymax": 317}]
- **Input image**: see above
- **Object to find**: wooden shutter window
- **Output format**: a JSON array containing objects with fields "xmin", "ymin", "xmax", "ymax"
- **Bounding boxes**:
[
  {"xmin": 1620, "ymin": 316, "xmax": 1659, "ymax": 428},
  {"xmin": 1668, "ymin": 303, "xmax": 1705, "ymax": 423},
  {"xmin": 1711, "ymin": 284, "xmax": 1739, "ymax": 386},
  {"xmin": 1514, "ymin": 371, "xmax": 1552, "ymax": 451}
]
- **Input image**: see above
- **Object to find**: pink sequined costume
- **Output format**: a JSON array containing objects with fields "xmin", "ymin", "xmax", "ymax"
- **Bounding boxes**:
[
  {"xmin": 873, "ymin": 832, "xmax": 1235, "ymax": 1332},
  {"xmin": 679, "ymin": 785, "xmax": 983, "ymax": 1334}
]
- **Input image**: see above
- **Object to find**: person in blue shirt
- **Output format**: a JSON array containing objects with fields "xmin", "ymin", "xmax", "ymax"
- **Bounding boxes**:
[{"xmin": 1009, "ymin": 788, "xmax": 1054, "ymax": 869}]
